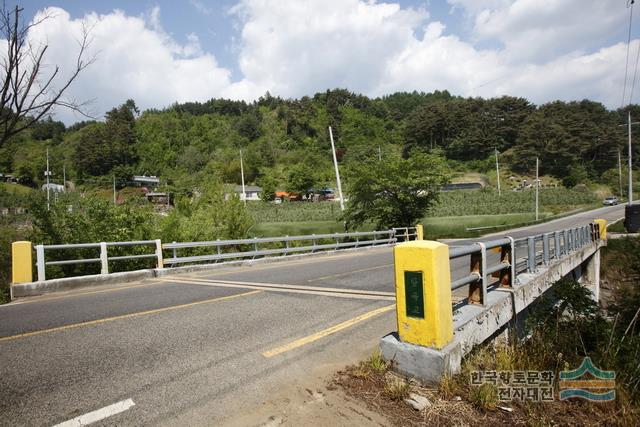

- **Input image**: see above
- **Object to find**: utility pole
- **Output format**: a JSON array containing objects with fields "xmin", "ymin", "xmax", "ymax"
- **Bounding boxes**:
[
  {"xmin": 378, "ymin": 145, "xmax": 382, "ymax": 162},
  {"xmin": 328, "ymin": 126, "xmax": 345, "ymax": 211},
  {"xmin": 535, "ymin": 157, "xmax": 539, "ymax": 221},
  {"xmin": 240, "ymin": 149, "xmax": 246, "ymax": 205},
  {"xmin": 113, "ymin": 174, "xmax": 116, "ymax": 205},
  {"xmin": 628, "ymin": 111, "xmax": 634, "ymax": 204},
  {"xmin": 619, "ymin": 111, "xmax": 639, "ymax": 204},
  {"xmin": 618, "ymin": 149, "xmax": 623, "ymax": 198},
  {"xmin": 62, "ymin": 165, "xmax": 66, "ymax": 192},
  {"xmin": 45, "ymin": 148, "xmax": 51, "ymax": 211},
  {"xmin": 495, "ymin": 148, "xmax": 501, "ymax": 196}
]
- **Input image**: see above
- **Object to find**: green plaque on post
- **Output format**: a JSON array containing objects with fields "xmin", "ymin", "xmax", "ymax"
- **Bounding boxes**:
[{"xmin": 404, "ymin": 271, "xmax": 424, "ymax": 318}]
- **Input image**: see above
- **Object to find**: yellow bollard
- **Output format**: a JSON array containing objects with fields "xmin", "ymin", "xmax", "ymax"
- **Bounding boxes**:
[
  {"xmin": 594, "ymin": 219, "xmax": 607, "ymax": 240},
  {"xmin": 394, "ymin": 240, "xmax": 453, "ymax": 349},
  {"xmin": 12, "ymin": 241, "xmax": 33, "ymax": 284},
  {"xmin": 415, "ymin": 224, "xmax": 424, "ymax": 241}
]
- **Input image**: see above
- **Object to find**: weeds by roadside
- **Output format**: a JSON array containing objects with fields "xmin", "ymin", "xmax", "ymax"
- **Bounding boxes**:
[{"xmin": 335, "ymin": 237, "xmax": 640, "ymax": 426}]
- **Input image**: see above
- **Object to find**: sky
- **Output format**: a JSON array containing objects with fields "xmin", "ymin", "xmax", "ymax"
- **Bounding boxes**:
[{"xmin": 16, "ymin": 0, "xmax": 640, "ymax": 124}]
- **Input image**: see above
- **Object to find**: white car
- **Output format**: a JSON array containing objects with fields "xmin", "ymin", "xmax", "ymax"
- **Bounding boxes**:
[{"xmin": 603, "ymin": 197, "xmax": 618, "ymax": 206}]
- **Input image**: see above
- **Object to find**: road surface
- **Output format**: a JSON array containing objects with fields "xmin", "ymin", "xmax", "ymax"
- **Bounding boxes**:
[{"xmin": 0, "ymin": 204, "xmax": 625, "ymax": 426}]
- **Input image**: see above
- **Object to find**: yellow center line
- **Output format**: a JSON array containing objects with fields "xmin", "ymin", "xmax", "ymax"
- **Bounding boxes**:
[
  {"xmin": 306, "ymin": 264, "xmax": 393, "ymax": 282},
  {"xmin": 262, "ymin": 304, "xmax": 395, "ymax": 358},
  {"xmin": 0, "ymin": 290, "xmax": 261, "ymax": 343},
  {"xmin": 5, "ymin": 281, "xmax": 162, "ymax": 306}
]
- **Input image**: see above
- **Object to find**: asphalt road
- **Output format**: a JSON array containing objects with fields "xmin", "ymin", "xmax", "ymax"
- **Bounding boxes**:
[{"xmin": 0, "ymin": 204, "xmax": 626, "ymax": 426}]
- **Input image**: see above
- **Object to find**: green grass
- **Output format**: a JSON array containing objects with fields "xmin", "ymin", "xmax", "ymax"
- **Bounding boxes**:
[
  {"xmin": 0, "ymin": 182, "xmax": 35, "ymax": 194},
  {"xmin": 421, "ymin": 213, "xmax": 552, "ymax": 239},
  {"xmin": 249, "ymin": 220, "xmax": 369, "ymax": 237}
]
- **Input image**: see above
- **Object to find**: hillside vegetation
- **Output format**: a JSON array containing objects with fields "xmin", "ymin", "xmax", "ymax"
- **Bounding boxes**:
[{"xmin": 0, "ymin": 90, "xmax": 638, "ymax": 196}]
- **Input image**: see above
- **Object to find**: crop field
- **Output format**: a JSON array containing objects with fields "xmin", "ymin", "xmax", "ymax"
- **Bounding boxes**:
[
  {"xmin": 246, "ymin": 188, "xmax": 598, "ymax": 226},
  {"xmin": 430, "ymin": 188, "xmax": 598, "ymax": 216}
]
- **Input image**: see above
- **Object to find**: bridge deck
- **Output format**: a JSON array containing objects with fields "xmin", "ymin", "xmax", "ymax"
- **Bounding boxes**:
[{"xmin": 0, "ymin": 204, "xmax": 624, "ymax": 425}]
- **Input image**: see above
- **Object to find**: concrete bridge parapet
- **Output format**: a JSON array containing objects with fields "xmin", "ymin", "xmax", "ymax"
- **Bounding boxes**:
[{"xmin": 381, "ymin": 228, "xmax": 605, "ymax": 384}]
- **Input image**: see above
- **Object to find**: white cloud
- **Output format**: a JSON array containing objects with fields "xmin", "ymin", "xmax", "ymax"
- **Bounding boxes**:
[
  {"xmin": 448, "ymin": 0, "xmax": 629, "ymax": 63},
  {"xmin": 20, "ymin": 1, "xmax": 640, "ymax": 124},
  {"xmin": 25, "ymin": 7, "xmax": 233, "ymax": 123},
  {"xmin": 229, "ymin": 0, "xmax": 427, "ymax": 97},
  {"xmin": 229, "ymin": 0, "xmax": 636, "ymax": 107}
]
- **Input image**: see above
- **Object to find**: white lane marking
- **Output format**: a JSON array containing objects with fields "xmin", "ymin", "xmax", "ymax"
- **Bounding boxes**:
[{"xmin": 53, "ymin": 398, "xmax": 135, "ymax": 426}]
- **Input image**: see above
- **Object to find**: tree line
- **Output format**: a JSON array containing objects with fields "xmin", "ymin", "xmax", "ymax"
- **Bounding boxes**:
[{"xmin": 1, "ymin": 89, "xmax": 638, "ymax": 198}]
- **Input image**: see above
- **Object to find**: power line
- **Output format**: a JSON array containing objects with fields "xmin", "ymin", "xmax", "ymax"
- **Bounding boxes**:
[
  {"xmin": 630, "ymin": 33, "xmax": 640, "ymax": 103},
  {"xmin": 622, "ymin": 0, "xmax": 635, "ymax": 108}
]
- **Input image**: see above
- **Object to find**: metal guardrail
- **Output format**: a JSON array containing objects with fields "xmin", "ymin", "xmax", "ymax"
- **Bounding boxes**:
[
  {"xmin": 32, "ymin": 228, "xmax": 417, "ymax": 281},
  {"xmin": 163, "ymin": 230, "xmax": 401, "ymax": 265},
  {"xmin": 35, "ymin": 240, "xmax": 163, "ymax": 282},
  {"xmin": 448, "ymin": 223, "xmax": 601, "ymax": 307}
]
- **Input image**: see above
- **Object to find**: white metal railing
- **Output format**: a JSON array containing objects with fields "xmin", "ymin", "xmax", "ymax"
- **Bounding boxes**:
[
  {"xmin": 448, "ymin": 223, "xmax": 601, "ymax": 307},
  {"xmin": 35, "ymin": 240, "xmax": 163, "ymax": 282},
  {"xmin": 32, "ymin": 228, "xmax": 416, "ymax": 281}
]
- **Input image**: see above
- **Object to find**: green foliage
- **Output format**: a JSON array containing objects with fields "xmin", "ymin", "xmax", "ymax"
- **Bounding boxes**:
[
  {"xmin": 73, "ymin": 100, "xmax": 139, "ymax": 177},
  {"xmin": 247, "ymin": 201, "xmax": 340, "ymax": 222},
  {"xmin": 0, "ymin": 216, "xmax": 25, "ymax": 303},
  {"xmin": 343, "ymin": 152, "xmax": 450, "ymax": 228},
  {"xmin": 430, "ymin": 187, "xmax": 596, "ymax": 217},
  {"xmin": 561, "ymin": 164, "xmax": 590, "ymax": 188},
  {"xmin": 286, "ymin": 163, "xmax": 316, "ymax": 194},
  {"xmin": 160, "ymin": 181, "xmax": 253, "ymax": 243},
  {"xmin": 259, "ymin": 175, "xmax": 277, "ymax": 201}
]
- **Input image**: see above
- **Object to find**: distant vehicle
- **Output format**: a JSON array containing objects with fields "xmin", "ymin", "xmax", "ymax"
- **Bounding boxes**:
[{"xmin": 603, "ymin": 196, "xmax": 619, "ymax": 206}]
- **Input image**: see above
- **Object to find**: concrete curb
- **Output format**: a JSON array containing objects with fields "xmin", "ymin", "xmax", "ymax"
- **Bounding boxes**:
[{"xmin": 10, "ymin": 244, "xmax": 395, "ymax": 299}]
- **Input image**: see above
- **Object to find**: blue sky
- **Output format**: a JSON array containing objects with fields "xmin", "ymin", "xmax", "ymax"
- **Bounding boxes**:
[
  {"xmin": 22, "ymin": 0, "xmax": 473, "ymax": 81},
  {"xmin": 17, "ymin": 1, "xmax": 640, "ymax": 123}
]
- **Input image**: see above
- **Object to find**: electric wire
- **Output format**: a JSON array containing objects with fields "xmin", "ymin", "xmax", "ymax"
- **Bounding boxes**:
[
  {"xmin": 622, "ymin": 0, "xmax": 635, "ymax": 108},
  {"xmin": 630, "ymin": 17, "xmax": 640, "ymax": 104}
]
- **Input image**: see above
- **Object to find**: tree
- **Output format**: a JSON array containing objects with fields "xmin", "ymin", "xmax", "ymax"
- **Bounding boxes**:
[
  {"xmin": 0, "ymin": 5, "xmax": 94, "ymax": 147},
  {"xmin": 343, "ymin": 152, "xmax": 449, "ymax": 229},
  {"xmin": 259, "ymin": 174, "xmax": 277, "ymax": 202},
  {"xmin": 287, "ymin": 163, "xmax": 315, "ymax": 194}
]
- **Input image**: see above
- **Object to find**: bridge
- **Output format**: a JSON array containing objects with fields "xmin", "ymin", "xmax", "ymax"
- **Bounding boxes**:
[{"xmin": 0, "ymin": 205, "xmax": 625, "ymax": 425}]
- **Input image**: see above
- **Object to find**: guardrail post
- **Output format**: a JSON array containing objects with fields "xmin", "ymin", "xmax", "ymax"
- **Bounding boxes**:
[
  {"xmin": 100, "ymin": 242, "xmax": 109, "ymax": 275},
  {"xmin": 285, "ymin": 236, "xmax": 289, "ymax": 255},
  {"xmin": 393, "ymin": 240, "xmax": 452, "ymax": 349},
  {"xmin": 567, "ymin": 230, "xmax": 572, "ymax": 253},
  {"xmin": 578, "ymin": 227, "xmax": 582, "ymax": 247},
  {"xmin": 527, "ymin": 236, "xmax": 536, "ymax": 272},
  {"xmin": 253, "ymin": 237, "xmax": 259, "ymax": 260},
  {"xmin": 36, "ymin": 244, "xmax": 46, "ymax": 281},
  {"xmin": 172, "ymin": 242, "xmax": 177, "ymax": 261},
  {"xmin": 11, "ymin": 241, "xmax": 33, "ymax": 284},
  {"xmin": 499, "ymin": 237, "xmax": 515, "ymax": 288},
  {"xmin": 554, "ymin": 231, "xmax": 560, "ymax": 259},
  {"xmin": 468, "ymin": 242, "xmax": 487, "ymax": 305},
  {"xmin": 155, "ymin": 239, "xmax": 164, "ymax": 268},
  {"xmin": 311, "ymin": 234, "xmax": 316, "ymax": 252},
  {"xmin": 575, "ymin": 227, "xmax": 582, "ymax": 249},
  {"xmin": 542, "ymin": 234, "xmax": 550, "ymax": 265}
]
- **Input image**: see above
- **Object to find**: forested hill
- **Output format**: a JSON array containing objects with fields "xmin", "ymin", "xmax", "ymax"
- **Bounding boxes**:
[{"xmin": 1, "ymin": 89, "xmax": 639, "ymax": 195}]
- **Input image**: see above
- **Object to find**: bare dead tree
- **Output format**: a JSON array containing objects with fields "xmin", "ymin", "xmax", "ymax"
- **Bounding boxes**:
[{"xmin": 0, "ymin": 5, "xmax": 95, "ymax": 146}]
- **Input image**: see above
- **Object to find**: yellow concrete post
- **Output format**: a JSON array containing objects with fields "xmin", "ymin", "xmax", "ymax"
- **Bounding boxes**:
[
  {"xmin": 12, "ymin": 241, "xmax": 33, "ymax": 284},
  {"xmin": 415, "ymin": 224, "xmax": 424, "ymax": 241},
  {"xmin": 393, "ymin": 240, "xmax": 453, "ymax": 349},
  {"xmin": 594, "ymin": 219, "xmax": 607, "ymax": 240}
]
